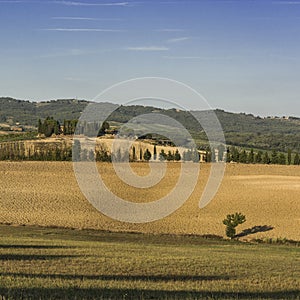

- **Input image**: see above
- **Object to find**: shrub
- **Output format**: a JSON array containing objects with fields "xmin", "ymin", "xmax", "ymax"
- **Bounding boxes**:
[{"xmin": 223, "ymin": 212, "xmax": 246, "ymax": 239}]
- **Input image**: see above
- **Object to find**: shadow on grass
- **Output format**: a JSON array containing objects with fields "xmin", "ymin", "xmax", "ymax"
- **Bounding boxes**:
[
  {"xmin": 1, "ymin": 272, "xmax": 232, "ymax": 282},
  {"xmin": 0, "ymin": 254, "xmax": 78, "ymax": 261},
  {"xmin": 235, "ymin": 225, "xmax": 274, "ymax": 238},
  {"xmin": 0, "ymin": 244, "xmax": 73, "ymax": 249},
  {"xmin": 0, "ymin": 287, "xmax": 299, "ymax": 299}
]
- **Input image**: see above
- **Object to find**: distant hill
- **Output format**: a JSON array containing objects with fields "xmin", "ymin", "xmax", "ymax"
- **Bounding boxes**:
[
  {"xmin": 1, "ymin": 97, "xmax": 300, "ymax": 152},
  {"xmin": 0, "ymin": 97, "xmax": 88, "ymax": 126}
]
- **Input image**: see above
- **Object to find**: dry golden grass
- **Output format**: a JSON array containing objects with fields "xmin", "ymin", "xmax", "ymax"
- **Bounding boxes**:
[{"xmin": 0, "ymin": 161, "xmax": 299, "ymax": 240}]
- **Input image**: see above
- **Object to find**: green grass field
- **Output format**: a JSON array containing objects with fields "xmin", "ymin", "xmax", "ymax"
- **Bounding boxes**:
[{"xmin": 0, "ymin": 224, "xmax": 299, "ymax": 300}]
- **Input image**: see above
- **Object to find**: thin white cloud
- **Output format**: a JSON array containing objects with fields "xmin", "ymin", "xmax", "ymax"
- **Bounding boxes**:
[
  {"xmin": 163, "ymin": 55, "xmax": 235, "ymax": 60},
  {"xmin": 156, "ymin": 29, "xmax": 184, "ymax": 32},
  {"xmin": 53, "ymin": 1, "xmax": 129, "ymax": 6},
  {"xmin": 40, "ymin": 49, "xmax": 93, "ymax": 58},
  {"xmin": 43, "ymin": 28, "xmax": 125, "ymax": 32},
  {"xmin": 272, "ymin": 1, "xmax": 300, "ymax": 4},
  {"xmin": 166, "ymin": 37, "xmax": 190, "ymax": 43},
  {"xmin": 40, "ymin": 48, "xmax": 112, "ymax": 58},
  {"xmin": 0, "ymin": 0, "xmax": 32, "ymax": 2},
  {"xmin": 52, "ymin": 17, "xmax": 123, "ymax": 21},
  {"xmin": 64, "ymin": 77, "xmax": 85, "ymax": 81},
  {"xmin": 0, "ymin": 0, "xmax": 133, "ymax": 5},
  {"xmin": 125, "ymin": 46, "xmax": 169, "ymax": 51}
]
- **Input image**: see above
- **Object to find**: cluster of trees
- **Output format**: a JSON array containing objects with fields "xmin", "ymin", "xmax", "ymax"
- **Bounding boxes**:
[
  {"xmin": 63, "ymin": 119, "xmax": 78, "ymax": 135},
  {"xmin": 37, "ymin": 117, "xmax": 110, "ymax": 138},
  {"xmin": 224, "ymin": 147, "xmax": 300, "ymax": 165},
  {"xmin": 38, "ymin": 117, "xmax": 79, "ymax": 137},
  {"xmin": 38, "ymin": 117, "xmax": 61, "ymax": 137},
  {"xmin": 0, "ymin": 141, "xmax": 72, "ymax": 161},
  {"xmin": 157, "ymin": 148, "xmax": 182, "ymax": 161}
]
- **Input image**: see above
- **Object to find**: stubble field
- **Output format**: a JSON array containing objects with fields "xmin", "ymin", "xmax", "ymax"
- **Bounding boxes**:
[{"xmin": 0, "ymin": 161, "xmax": 299, "ymax": 241}]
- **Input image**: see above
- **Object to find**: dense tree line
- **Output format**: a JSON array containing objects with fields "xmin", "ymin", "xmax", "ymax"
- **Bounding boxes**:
[
  {"xmin": 0, "ymin": 141, "xmax": 195, "ymax": 163},
  {"xmin": 1, "ymin": 139, "xmax": 300, "ymax": 166},
  {"xmin": 0, "ymin": 141, "xmax": 72, "ymax": 161},
  {"xmin": 221, "ymin": 146, "xmax": 300, "ymax": 165}
]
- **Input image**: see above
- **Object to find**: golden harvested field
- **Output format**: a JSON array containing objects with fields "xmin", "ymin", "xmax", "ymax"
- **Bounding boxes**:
[{"xmin": 0, "ymin": 161, "xmax": 299, "ymax": 240}]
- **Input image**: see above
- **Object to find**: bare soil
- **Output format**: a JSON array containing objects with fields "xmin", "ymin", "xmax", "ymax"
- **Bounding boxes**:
[{"xmin": 0, "ymin": 161, "xmax": 299, "ymax": 240}]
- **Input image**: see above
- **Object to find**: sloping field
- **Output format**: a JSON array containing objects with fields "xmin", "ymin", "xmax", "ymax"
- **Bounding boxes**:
[{"xmin": 0, "ymin": 162, "xmax": 299, "ymax": 240}]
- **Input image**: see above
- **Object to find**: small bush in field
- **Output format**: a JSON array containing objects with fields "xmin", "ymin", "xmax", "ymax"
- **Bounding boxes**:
[{"xmin": 223, "ymin": 212, "xmax": 246, "ymax": 239}]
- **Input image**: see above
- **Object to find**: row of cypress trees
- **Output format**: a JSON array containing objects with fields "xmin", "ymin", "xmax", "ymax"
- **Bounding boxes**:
[{"xmin": 1, "ymin": 140, "xmax": 300, "ymax": 165}]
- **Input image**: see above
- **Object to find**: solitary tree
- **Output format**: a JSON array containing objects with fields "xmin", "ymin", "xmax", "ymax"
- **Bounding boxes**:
[{"xmin": 223, "ymin": 212, "xmax": 246, "ymax": 239}]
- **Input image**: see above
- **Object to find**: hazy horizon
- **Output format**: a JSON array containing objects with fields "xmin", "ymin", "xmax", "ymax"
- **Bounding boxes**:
[{"xmin": 1, "ymin": 94, "xmax": 299, "ymax": 118}]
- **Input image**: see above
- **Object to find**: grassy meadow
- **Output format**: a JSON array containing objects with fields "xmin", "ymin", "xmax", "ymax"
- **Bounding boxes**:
[{"xmin": 0, "ymin": 225, "xmax": 299, "ymax": 299}]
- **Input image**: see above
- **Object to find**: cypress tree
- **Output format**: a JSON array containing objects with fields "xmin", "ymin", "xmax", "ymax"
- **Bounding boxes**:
[
  {"xmin": 143, "ymin": 149, "xmax": 151, "ymax": 161},
  {"xmin": 132, "ymin": 146, "xmax": 136, "ymax": 161},
  {"xmin": 239, "ymin": 150, "xmax": 247, "ymax": 163},
  {"xmin": 271, "ymin": 150, "xmax": 279, "ymax": 164},
  {"xmin": 174, "ymin": 149, "xmax": 181, "ymax": 161},
  {"xmin": 167, "ymin": 150, "xmax": 174, "ymax": 161},
  {"xmin": 287, "ymin": 149, "xmax": 292, "ymax": 165},
  {"xmin": 159, "ymin": 149, "xmax": 167, "ymax": 161},
  {"xmin": 263, "ymin": 151, "xmax": 270, "ymax": 164},
  {"xmin": 248, "ymin": 149, "xmax": 254, "ymax": 164},
  {"xmin": 153, "ymin": 145, "xmax": 157, "ymax": 160},
  {"xmin": 278, "ymin": 153, "xmax": 286, "ymax": 165},
  {"xmin": 139, "ymin": 148, "xmax": 143, "ymax": 160},
  {"xmin": 255, "ymin": 151, "xmax": 263, "ymax": 164}
]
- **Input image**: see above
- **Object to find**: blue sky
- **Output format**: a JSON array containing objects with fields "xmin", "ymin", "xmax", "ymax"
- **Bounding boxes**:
[{"xmin": 0, "ymin": 0, "xmax": 300, "ymax": 116}]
